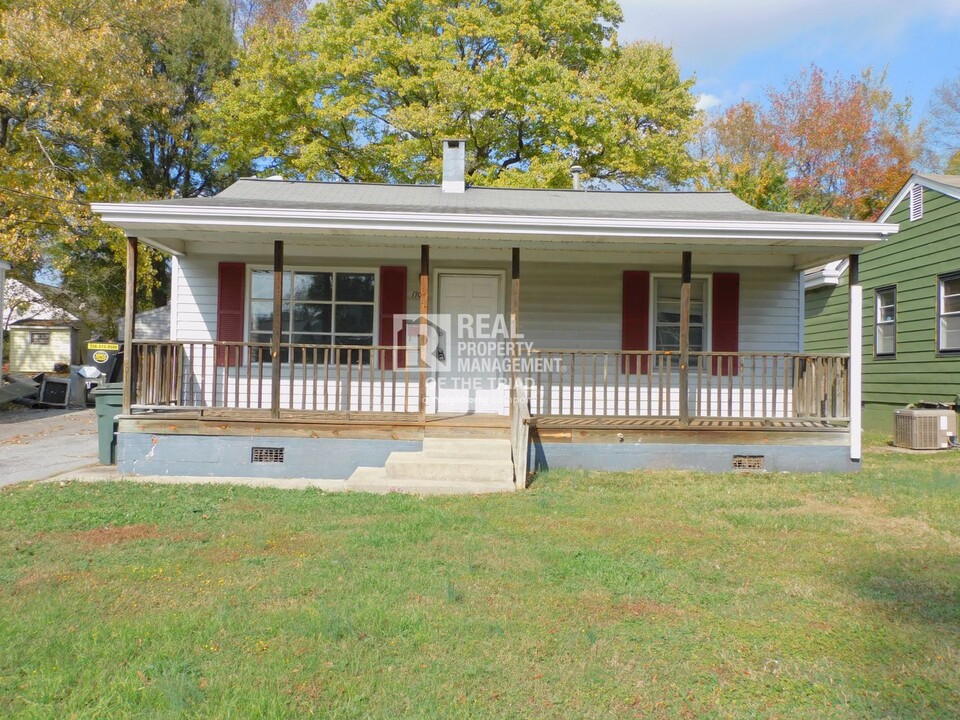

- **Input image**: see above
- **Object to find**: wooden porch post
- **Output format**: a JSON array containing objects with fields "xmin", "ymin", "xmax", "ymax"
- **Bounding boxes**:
[
  {"xmin": 848, "ymin": 253, "xmax": 862, "ymax": 462},
  {"xmin": 510, "ymin": 247, "xmax": 520, "ymax": 402},
  {"xmin": 271, "ymin": 240, "xmax": 283, "ymax": 419},
  {"xmin": 419, "ymin": 244, "xmax": 429, "ymax": 423},
  {"xmin": 121, "ymin": 235, "xmax": 138, "ymax": 414},
  {"xmin": 678, "ymin": 251, "xmax": 692, "ymax": 426}
]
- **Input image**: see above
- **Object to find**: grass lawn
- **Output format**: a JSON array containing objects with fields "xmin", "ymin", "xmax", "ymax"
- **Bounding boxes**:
[{"xmin": 2, "ymin": 439, "xmax": 959, "ymax": 718}]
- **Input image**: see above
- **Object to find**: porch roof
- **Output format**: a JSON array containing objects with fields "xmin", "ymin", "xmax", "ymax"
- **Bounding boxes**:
[{"xmin": 92, "ymin": 178, "xmax": 897, "ymax": 268}]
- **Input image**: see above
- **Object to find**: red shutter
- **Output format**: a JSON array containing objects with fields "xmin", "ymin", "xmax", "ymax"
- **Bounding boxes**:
[
  {"xmin": 711, "ymin": 272, "xmax": 739, "ymax": 376},
  {"xmin": 216, "ymin": 262, "xmax": 245, "ymax": 367},
  {"xmin": 379, "ymin": 265, "xmax": 407, "ymax": 370},
  {"xmin": 622, "ymin": 271, "xmax": 650, "ymax": 374}
]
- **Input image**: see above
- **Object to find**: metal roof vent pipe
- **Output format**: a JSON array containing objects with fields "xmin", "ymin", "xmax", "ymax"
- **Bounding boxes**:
[
  {"xmin": 441, "ymin": 138, "xmax": 466, "ymax": 193},
  {"xmin": 571, "ymin": 165, "xmax": 583, "ymax": 190}
]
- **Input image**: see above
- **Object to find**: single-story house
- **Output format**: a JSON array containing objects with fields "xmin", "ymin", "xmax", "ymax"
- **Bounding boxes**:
[
  {"xmin": 3, "ymin": 279, "xmax": 89, "ymax": 373},
  {"xmin": 805, "ymin": 173, "xmax": 960, "ymax": 432},
  {"xmin": 92, "ymin": 140, "xmax": 895, "ymax": 489},
  {"xmin": 0, "ymin": 259, "xmax": 9, "ymax": 365}
]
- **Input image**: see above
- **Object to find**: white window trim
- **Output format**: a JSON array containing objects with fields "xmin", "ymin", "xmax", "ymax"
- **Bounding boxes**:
[
  {"xmin": 245, "ymin": 265, "xmax": 380, "ymax": 362},
  {"xmin": 938, "ymin": 272, "xmax": 960, "ymax": 354},
  {"xmin": 874, "ymin": 285, "xmax": 896, "ymax": 357},
  {"xmin": 649, "ymin": 273, "xmax": 713, "ymax": 353}
]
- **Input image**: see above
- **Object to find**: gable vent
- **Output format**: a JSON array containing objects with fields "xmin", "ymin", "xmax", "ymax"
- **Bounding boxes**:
[
  {"xmin": 252, "ymin": 447, "xmax": 285, "ymax": 463},
  {"xmin": 909, "ymin": 184, "xmax": 923, "ymax": 221}
]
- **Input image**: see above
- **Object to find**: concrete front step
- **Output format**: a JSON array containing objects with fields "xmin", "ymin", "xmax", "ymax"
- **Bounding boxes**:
[
  {"xmin": 345, "ymin": 437, "xmax": 516, "ymax": 494},
  {"xmin": 421, "ymin": 438, "xmax": 512, "ymax": 460},
  {"xmin": 346, "ymin": 466, "xmax": 514, "ymax": 495},
  {"xmin": 384, "ymin": 453, "xmax": 514, "ymax": 482}
]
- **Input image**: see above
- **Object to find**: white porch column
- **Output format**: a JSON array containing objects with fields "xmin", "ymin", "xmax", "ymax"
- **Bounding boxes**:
[
  {"xmin": 121, "ymin": 236, "xmax": 138, "ymax": 415},
  {"xmin": 848, "ymin": 254, "xmax": 862, "ymax": 462}
]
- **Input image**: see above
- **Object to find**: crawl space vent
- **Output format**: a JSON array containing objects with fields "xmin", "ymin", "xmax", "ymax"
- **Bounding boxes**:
[
  {"xmin": 251, "ymin": 447, "xmax": 285, "ymax": 463},
  {"xmin": 732, "ymin": 455, "xmax": 764, "ymax": 471}
]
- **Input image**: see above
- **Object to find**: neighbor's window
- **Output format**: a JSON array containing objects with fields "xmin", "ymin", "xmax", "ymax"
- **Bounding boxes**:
[
  {"xmin": 249, "ymin": 269, "xmax": 375, "ymax": 362},
  {"xmin": 654, "ymin": 277, "xmax": 706, "ymax": 354},
  {"xmin": 29, "ymin": 331, "xmax": 50, "ymax": 346},
  {"xmin": 875, "ymin": 286, "xmax": 896, "ymax": 357},
  {"xmin": 938, "ymin": 272, "xmax": 960, "ymax": 353}
]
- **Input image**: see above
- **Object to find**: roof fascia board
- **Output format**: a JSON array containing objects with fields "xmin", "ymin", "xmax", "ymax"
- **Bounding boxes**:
[
  {"xmin": 92, "ymin": 202, "xmax": 896, "ymax": 244},
  {"xmin": 804, "ymin": 259, "xmax": 849, "ymax": 289}
]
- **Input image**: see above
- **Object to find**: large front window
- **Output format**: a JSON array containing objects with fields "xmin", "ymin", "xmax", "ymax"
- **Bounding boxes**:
[
  {"xmin": 938, "ymin": 272, "xmax": 960, "ymax": 353},
  {"xmin": 250, "ymin": 269, "xmax": 375, "ymax": 360},
  {"xmin": 654, "ymin": 277, "xmax": 706, "ymax": 353}
]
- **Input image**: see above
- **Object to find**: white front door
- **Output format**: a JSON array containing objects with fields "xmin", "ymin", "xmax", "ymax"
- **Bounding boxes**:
[{"xmin": 436, "ymin": 272, "xmax": 506, "ymax": 414}]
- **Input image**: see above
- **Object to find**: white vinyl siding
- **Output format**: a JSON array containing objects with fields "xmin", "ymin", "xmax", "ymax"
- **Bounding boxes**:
[
  {"xmin": 172, "ymin": 256, "xmax": 217, "ymax": 341},
  {"xmin": 520, "ymin": 262, "xmax": 800, "ymax": 354},
  {"xmin": 174, "ymin": 257, "xmax": 803, "ymax": 359}
]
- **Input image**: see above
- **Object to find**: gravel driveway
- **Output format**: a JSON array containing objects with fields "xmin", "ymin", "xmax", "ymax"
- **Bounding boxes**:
[{"xmin": 0, "ymin": 407, "xmax": 99, "ymax": 487}]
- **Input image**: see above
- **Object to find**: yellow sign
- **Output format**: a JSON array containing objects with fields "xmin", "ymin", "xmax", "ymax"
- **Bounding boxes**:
[
  {"xmin": 88, "ymin": 343, "xmax": 119, "ymax": 351},
  {"xmin": 92, "ymin": 350, "xmax": 110, "ymax": 364}
]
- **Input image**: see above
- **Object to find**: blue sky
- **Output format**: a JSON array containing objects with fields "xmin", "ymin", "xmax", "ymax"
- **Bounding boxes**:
[{"xmin": 617, "ymin": 0, "xmax": 960, "ymax": 125}]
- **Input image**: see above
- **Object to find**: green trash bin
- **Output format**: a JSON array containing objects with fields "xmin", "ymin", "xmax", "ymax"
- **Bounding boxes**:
[{"xmin": 90, "ymin": 382, "xmax": 124, "ymax": 465}]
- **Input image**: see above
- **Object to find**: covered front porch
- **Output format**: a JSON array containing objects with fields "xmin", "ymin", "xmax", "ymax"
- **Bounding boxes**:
[{"xmin": 117, "ymin": 241, "xmax": 860, "ymax": 483}]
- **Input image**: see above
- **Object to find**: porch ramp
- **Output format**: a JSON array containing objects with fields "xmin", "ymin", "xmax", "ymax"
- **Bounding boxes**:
[{"xmin": 346, "ymin": 438, "xmax": 515, "ymax": 495}]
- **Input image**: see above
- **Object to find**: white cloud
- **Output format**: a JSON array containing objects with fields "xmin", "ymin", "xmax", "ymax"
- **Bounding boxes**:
[
  {"xmin": 617, "ymin": 0, "xmax": 960, "ymax": 72},
  {"xmin": 694, "ymin": 93, "xmax": 721, "ymax": 111}
]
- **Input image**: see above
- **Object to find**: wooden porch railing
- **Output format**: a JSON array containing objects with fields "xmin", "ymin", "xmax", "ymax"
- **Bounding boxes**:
[
  {"xmin": 132, "ymin": 339, "xmax": 417, "ymax": 413},
  {"xmin": 132, "ymin": 341, "xmax": 849, "ymax": 424},
  {"xmin": 518, "ymin": 349, "xmax": 849, "ymax": 423}
]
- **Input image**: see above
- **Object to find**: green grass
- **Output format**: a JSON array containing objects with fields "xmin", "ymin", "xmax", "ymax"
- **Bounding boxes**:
[{"xmin": 2, "ymin": 441, "xmax": 960, "ymax": 718}]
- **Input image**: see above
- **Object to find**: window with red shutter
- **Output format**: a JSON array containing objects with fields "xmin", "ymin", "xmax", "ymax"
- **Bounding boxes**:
[
  {"xmin": 379, "ymin": 266, "xmax": 407, "ymax": 369},
  {"xmin": 216, "ymin": 262, "xmax": 245, "ymax": 366},
  {"xmin": 622, "ymin": 271, "xmax": 650, "ymax": 374},
  {"xmin": 711, "ymin": 273, "xmax": 740, "ymax": 376}
]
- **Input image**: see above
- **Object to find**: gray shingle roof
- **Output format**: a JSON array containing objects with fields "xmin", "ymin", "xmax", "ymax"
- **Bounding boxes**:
[
  {"xmin": 916, "ymin": 173, "xmax": 960, "ymax": 190},
  {"xmin": 153, "ymin": 178, "xmax": 852, "ymax": 224}
]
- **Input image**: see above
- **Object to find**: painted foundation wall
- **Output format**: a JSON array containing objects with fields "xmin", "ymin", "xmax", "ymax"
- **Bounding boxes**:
[
  {"xmin": 529, "ymin": 439, "xmax": 858, "ymax": 474},
  {"xmin": 117, "ymin": 431, "xmax": 857, "ymax": 481},
  {"xmin": 118, "ymin": 433, "xmax": 421, "ymax": 479}
]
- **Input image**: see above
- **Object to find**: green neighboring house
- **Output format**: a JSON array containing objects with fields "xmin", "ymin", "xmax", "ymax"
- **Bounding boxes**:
[{"xmin": 805, "ymin": 173, "xmax": 960, "ymax": 432}]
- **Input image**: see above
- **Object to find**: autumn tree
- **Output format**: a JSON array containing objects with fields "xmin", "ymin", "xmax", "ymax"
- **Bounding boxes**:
[
  {"xmin": 230, "ymin": 0, "xmax": 307, "ymax": 39},
  {"xmin": 700, "ymin": 102, "xmax": 790, "ymax": 212},
  {"xmin": 0, "ymin": 0, "xmax": 238, "ymax": 331},
  {"xmin": 703, "ymin": 66, "xmax": 921, "ymax": 220},
  {"xmin": 927, "ymin": 75, "xmax": 960, "ymax": 174},
  {"xmin": 204, "ymin": 0, "xmax": 703, "ymax": 190}
]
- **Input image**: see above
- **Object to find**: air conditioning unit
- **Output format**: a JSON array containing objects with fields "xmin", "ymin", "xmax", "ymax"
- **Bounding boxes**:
[{"xmin": 894, "ymin": 409, "xmax": 957, "ymax": 450}]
